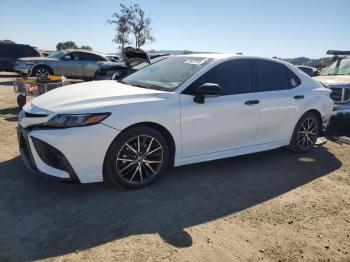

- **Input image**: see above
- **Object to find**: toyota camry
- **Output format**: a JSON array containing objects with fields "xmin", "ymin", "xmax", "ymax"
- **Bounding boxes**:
[{"xmin": 18, "ymin": 54, "xmax": 334, "ymax": 188}]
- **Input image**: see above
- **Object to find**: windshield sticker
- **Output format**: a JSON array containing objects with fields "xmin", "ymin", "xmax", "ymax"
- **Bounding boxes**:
[{"xmin": 184, "ymin": 58, "xmax": 208, "ymax": 65}]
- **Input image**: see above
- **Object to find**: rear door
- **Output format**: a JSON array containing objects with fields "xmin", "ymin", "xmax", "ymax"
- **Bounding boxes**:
[
  {"xmin": 55, "ymin": 52, "xmax": 82, "ymax": 77},
  {"xmin": 254, "ymin": 59, "xmax": 305, "ymax": 144},
  {"xmin": 78, "ymin": 52, "xmax": 106, "ymax": 78}
]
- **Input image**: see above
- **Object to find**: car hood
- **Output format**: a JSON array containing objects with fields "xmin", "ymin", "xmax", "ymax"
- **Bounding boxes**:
[
  {"xmin": 25, "ymin": 80, "xmax": 167, "ymax": 114},
  {"xmin": 315, "ymin": 75, "xmax": 350, "ymax": 87},
  {"xmin": 18, "ymin": 57, "xmax": 58, "ymax": 63},
  {"xmin": 122, "ymin": 46, "xmax": 150, "ymax": 68}
]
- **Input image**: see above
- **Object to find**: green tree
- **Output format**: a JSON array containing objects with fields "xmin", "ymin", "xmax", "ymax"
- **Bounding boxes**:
[
  {"xmin": 80, "ymin": 45, "xmax": 93, "ymax": 50},
  {"xmin": 108, "ymin": 4, "xmax": 155, "ymax": 50},
  {"xmin": 56, "ymin": 41, "xmax": 78, "ymax": 51},
  {"xmin": 128, "ymin": 4, "xmax": 154, "ymax": 49},
  {"xmin": 108, "ymin": 4, "xmax": 133, "ymax": 50}
]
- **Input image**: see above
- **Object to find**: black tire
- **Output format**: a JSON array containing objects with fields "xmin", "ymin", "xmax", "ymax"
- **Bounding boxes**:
[
  {"xmin": 31, "ymin": 66, "xmax": 53, "ymax": 79},
  {"xmin": 288, "ymin": 112, "xmax": 321, "ymax": 153},
  {"xmin": 104, "ymin": 126, "xmax": 170, "ymax": 189},
  {"xmin": 17, "ymin": 94, "xmax": 26, "ymax": 109}
]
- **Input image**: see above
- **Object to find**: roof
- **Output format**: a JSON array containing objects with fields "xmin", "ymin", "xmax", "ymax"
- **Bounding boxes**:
[
  {"xmin": 59, "ymin": 49, "xmax": 108, "ymax": 58},
  {"xmin": 179, "ymin": 53, "xmax": 295, "ymax": 66}
]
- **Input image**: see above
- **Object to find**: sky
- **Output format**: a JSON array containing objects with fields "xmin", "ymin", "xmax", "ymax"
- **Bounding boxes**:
[{"xmin": 1, "ymin": 0, "xmax": 349, "ymax": 58}]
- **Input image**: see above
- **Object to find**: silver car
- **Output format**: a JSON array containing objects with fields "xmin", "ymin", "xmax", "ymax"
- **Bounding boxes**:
[{"xmin": 14, "ymin": 49, "xmax": 109, "ymax": 80}]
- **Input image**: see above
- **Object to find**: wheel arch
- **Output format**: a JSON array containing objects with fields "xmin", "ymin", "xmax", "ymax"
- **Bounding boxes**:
[
  {"xmin": 31, "ymin": 64, "xmax": 54, "ymax": 76},
  {"xmin": 103, "ymin": 121, "xmax": 176, "ymax": 180},
  {"xmin": 304, "ymin": 109, "xmax": 322, "ymax": 123}
]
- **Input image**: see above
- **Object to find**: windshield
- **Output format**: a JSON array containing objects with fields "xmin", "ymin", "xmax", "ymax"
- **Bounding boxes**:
[
  {"xmin": 121, "ymin": 56, "xmax": 214, "ymax": 91},
  {"xmin": 132, "ymin": 56, "xmax": 169, "ymax": 70},
  {"xmin": 321, "ymin": 58, "xmax": 350, "ymax": 75},
  {"xmin": 47, "ymin": 51, "xmax": 67, "ymax": 59}
]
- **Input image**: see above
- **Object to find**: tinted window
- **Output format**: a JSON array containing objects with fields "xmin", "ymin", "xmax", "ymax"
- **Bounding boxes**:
[
  {"xmin": 184, "ymin": 60, "xmax": 252, "ymax": 95},
  {"xmin": 16, "ymin": 46, "xmax": 39, "ymax": 57},
  {"xmin": 3, "ymin": 45, "xmax": 17, "ymax": 57},
  {"xmin": 256, "ymin": 60, "xmax": 290, "ymax": 91},
  {"xmin": 0, "ymin": 45, "xmax": 38, "ymax": 58},
  {"xmin": 79, "ymin": 53, "xmax": 105, "ymax": 61}
]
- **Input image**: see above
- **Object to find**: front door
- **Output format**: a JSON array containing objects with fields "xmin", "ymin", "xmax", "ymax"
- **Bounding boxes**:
[{"xmin": 180, "ymin": 59, "xmax": 260, "ymax": 157}]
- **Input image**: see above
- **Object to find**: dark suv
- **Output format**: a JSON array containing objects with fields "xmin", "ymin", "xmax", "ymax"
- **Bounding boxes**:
[{"xmin": 0, "ymin": 43, "xmax": 40, "ymax": 71}]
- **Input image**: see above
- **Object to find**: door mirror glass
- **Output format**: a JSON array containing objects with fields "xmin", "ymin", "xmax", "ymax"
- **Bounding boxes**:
[
  {"xmin": 313, "ymin": 70, "xmax": 320, "ymax": 77},
  {"xmin": 194, "ymin": 83, "xmax": 222, "ymax": 104},
  {"xmin": 63, "ymin": 55, "xmax": 71, "ymax": 60}
]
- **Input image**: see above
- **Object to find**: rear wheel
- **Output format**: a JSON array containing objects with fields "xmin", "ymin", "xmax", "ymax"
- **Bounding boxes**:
[
  {"xmin": 288, "ymin": 112, "xmax": 321, "ymax": 153},
  {"xmin": 105, "ymin": 126, "xmax": 170, "ymax": 189}
]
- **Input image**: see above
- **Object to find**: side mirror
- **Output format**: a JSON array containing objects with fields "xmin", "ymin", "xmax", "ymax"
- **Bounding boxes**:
[
  {"xmin": 63, "ymin": 55, "xmax": 71, "ymax": 60},
  {"xmin": 313, "ymin": 71, "xmax": 320, "ymax": 77},
  {"xmin": 193, "ymin": 83, "xmax": 222, "ymax": 104}
]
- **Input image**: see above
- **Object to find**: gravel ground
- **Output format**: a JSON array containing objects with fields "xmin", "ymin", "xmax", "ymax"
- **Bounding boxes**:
[{"xmin": 0, "ymin": 72, "xmax": 349, "ymax": 261}]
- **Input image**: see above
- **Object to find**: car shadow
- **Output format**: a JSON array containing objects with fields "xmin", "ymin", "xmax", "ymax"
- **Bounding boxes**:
[
  {"xmin": 0, "ymin": 107, "xmax": 20, "ymax": 122},
  {"xmin": 0, "ymin": 81, "xmax": 14, "ymax": 86},
  {"xmin": 0, "ymin": 145, "xmax": 342, "ymax": 260}
]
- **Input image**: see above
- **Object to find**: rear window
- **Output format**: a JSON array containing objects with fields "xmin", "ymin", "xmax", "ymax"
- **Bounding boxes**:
[{"xmin": 256, "ymin": 60, "xmax": 295, "ymax": 91}]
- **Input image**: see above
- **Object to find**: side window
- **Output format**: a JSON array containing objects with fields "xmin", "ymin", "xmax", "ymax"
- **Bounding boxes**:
[
  {"xmin": 16, "ymin": 46, "xmax": 37, "ymax": 57},
  {"xmin": 256, "ymin": 60, "xmax": 290, "ymax": 91},
  {"xmin": 288, "ymin": 69, "xmax": 301, "ymax": 88},
  {"xmin": 79, "ymin": 53, "xmax": 104, "ymax": 61},
  {"xmin": 5, "ymin": 46, "xmax": 17, "ymax": 57},
  {"xmin": 69, "ymin": 52, "xmax": 80, "ymax": 60},
  {"xmin": 184, "ymin": 60, "xmax": 252, "ymax": 95}
]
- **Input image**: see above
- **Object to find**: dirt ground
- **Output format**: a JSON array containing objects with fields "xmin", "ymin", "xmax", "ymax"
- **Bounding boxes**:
[{"xmin": 0, "ymin": 72, "xmax": 349, "ymax": 261}]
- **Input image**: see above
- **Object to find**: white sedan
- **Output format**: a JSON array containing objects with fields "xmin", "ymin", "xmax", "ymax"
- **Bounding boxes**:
[{"xmin": 18, "ymin": 54, "xmax": 333, "ymax": 188}]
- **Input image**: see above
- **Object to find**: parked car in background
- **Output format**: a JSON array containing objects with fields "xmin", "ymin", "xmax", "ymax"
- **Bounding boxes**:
[
  {"xmin": 14, "ymin": 49, "xmax": 109, "ymax": 80},
  {"xmin": 96, "ymin": 47, "xmax": 169, "ymax": 80},
  {"xmin": 18, "ymin": 54, "xmax": 333, "ymax": 189},
  {"xmin": 297, "ymin": 65, "xmax": 319, "ymax": 77},
  {"xmin": 106, "ymin": 54, "xmax": 120, "ymax": 62},
  {"xmin": 314, "ymin": 50, "xmax": 350, "ymax": 115},
  {"xmin": 0, "ymin": 43, "xmax": 40, "ymax": 71}
]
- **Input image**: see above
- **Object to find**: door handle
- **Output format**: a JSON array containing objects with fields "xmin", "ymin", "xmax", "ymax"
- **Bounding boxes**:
[
  {"xmin": 244, "ymin": 100, "xmax": 260, "ymax": 105},
  {"xmin": 294, "ymin": 95, "xmax": 304, "ymax": 100}
]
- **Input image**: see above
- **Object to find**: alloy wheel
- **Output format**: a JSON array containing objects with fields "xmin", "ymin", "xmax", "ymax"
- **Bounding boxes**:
[
  {"xmin": 116, "ymin": 135, "xmax": 163, "ymax": 185},
  {"xmin": 297, "ymin": 117, "xmax": 318, "ymax": 151},
  {"xmin": 35, "ymin": 68, "xmax": 49, "ymax": 79}
]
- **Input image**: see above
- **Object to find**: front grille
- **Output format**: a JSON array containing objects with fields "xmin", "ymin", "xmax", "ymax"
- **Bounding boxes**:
[
  {"xmin": 330, "ymin": 87, "xmax": 350, "ymax": 103},
  {"xmin": 31, "ymin": 137, "xmax": 67, "ymax": 171}
]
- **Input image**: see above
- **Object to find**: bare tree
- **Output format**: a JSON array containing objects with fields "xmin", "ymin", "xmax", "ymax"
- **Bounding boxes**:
[
  {"xmin": 108, "ymin": 4, "xmax": 155, "ymax": 50},
  {"xmin": 108, "ymin": 4, "xmax": 133, "ymax": 50},
  {"xmin": 128, "ymin": 4, "xmax": 154, "ymax": 49}
]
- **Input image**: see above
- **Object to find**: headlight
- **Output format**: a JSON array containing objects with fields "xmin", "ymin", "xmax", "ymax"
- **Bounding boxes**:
[
  {"xmin": 44, "ymin": 113, "xmax": 111, "ymax": 128},
  {"xmin": 25, "ymin": 63, "xmax": 35, "ymax": 68}
]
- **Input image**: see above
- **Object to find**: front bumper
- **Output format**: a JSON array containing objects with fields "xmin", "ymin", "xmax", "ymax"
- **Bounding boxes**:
[
  {"xmin": 14, "ymin": 65, "xmax": 31, "ymax": 75},
  {"xmin": 18, "ymin": 124, "xmax": 119, "ymax": 183}
]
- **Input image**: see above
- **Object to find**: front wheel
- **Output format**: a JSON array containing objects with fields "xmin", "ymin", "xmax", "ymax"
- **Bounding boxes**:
[
  {"xmin": 104, "ymin": 126, "xmax": 170, "ymax": 189},
  {"xmin": 31, "ymin": 66, "xmax": 53, "ymax": 79},
  {"xmin": 288, "ymin": 112, "xmax": 321, "ymax": 153}
]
